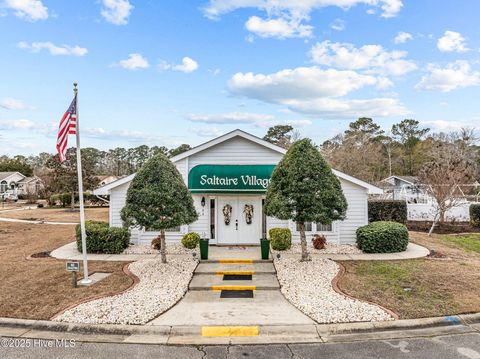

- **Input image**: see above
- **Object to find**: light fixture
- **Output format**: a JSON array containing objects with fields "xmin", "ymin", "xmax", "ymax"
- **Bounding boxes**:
[{"xmin": 201, "ymin": 196, "xmax": 206, "ymax": 207}]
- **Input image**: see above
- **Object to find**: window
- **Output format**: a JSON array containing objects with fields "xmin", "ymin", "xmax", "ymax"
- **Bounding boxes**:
[
  {"xmin": 0, "ymin": 181, "xmax": 7, "ymax": 192},
  {"xmin": 316, "ymin": 223, "xmax": 333, "ymax": 232},
  {"xmin": 166, "ymin": 226, "xmax": 181, "ymax": 232},
  {"xmin": 296, "ymin": 222, "xmax": 313, "ymax": 232}
]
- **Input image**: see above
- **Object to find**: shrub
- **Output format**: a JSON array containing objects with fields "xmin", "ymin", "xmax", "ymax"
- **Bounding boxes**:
[
  {"xmin": 356, "ymin": 221, "xmax": 409, "ymax": 253},
  {"xmin": 470, "ymin": 204, "xmax": 480, "ymax": 227},
  {"xmin": 368, "ymin": 200, "xmax": 407, "ymax": 224},
  {"xmin": 37, "ymin": 203, "xmax": 44, "ymax": 208},
  {"xmin": 269, "ymin": 228, "xmax": 292, "ymax": 250},
  {"xmin": 312, "ymin": 234, "xmax": 326, "ymax": 250},
  {"xmin": 76, "ymin": 220, "xmax": 130, "ymax": 254},
  {"xmin": 181, "ymin": 232, "xmax": 200, "ymax": 249}
]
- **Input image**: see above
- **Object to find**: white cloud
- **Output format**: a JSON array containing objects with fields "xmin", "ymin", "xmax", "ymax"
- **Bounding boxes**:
[
  {"xmin": 159, "ymin": 57, "xmax": 199, "ymax": 73},
  {"xmin": 101, "ymin": 0, "xmax": 133, "ymax": 25},
  {"xmin": 83, "ymin": 127, "xmax": 156, "ymax": 141},
  {"xmin": 17, "ymin": 41, "xmax": 88, "ymax": 56},
  {"xmin": 284, "ymin": 97, "xmax": 408, "ymax": 118},
  {"xmin": 437, "ymin": 31, "xmax": 469, "ymax": 53},
  {"xmin": 228, "ymin": 66, "xmax": 408, "ymax": 118},
  {"xmin": 0, "ymin": 97, "xmax": 28, "ymax": 110},
  {"xmin": 309, "ymin": 40, "xmax": 416, "ymax": 76},
  {"xmin": 422, "ymin": 120, "xmax": 470, "ymax": 132},
  {"xmin": 5, "ymin": 0, "xmax": 48, "ymax": 21},
  {"xmin": 415, "ymin": 61, "xmax": 480, "ymax": 92},
  {"xmin": 203, "ymin": 0, "xmax": 402, "ymax": 39},
  {"xmin": 185, "ymin": 111, "xmax": 312, "ymax": 128},
  {"xmin": 394, "ymin": 31, "xmax": 412, "ymax": 44},
  {"xmin": 330, "ymin": 19, "xmax": 345, "ymax": 31},
  {"xmin": 0, "ymin": 119, "xmax": 36, "ymax": 130},
  {"xmin": 245, "ymin": 16, "xmax": 313, "ymax": 39},
  {"xmin": 229, "ymin": 67, "xmax": 379, "ymax": 101},
  {"xmin": 116, "ymin": 53, "xmax": 149, "ymax": 70},
  {"xmin": 190, "ymin": 127, "xmax": 224, "ymax": 137}
]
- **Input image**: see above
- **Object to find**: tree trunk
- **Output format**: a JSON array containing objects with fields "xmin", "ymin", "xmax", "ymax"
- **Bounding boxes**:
[
  {"xmin": 70, "ymin": 192, "xmax": 75, "ymax": 210},
  {"xmin": 428, "ymin": 212, "xmax": 439, "ymax": 236},
  {"xmin": 298, "ymin": 222, "xmax": 311, "ymax": 262},
  {"xmin": 439, "ymin": 207, "xmax": 445, "ymax": 223},
  {"xmin": 160, "ymin": 228, "xmax": 167, "ymax": 263}
]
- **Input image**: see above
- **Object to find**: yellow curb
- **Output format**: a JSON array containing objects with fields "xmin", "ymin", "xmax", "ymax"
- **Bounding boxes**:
[
  {"xmin": 201, "ymin": 326, "xmax": 259, "ymax": 337},
  {"xmin": 211, "ymin": 285, "xmax": 256, "ymax": 291},
  {"xmin": 215, "ymin": 271, "xmax": 255, "ymax": 276},
  {"xmin": 218, "ymin": 259, "xmax": 253, "ymax": 264}
]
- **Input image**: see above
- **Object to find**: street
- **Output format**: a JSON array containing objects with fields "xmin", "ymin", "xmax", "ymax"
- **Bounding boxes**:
[{"xmin": 1, "ymin": 332, "xmax": 479, "ymax": 359}]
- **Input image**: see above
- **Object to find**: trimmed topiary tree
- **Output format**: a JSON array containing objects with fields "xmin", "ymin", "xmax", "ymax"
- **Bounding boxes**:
[
  {"xmin": 356, "ymin": 221, "xmax": 409, "ymax": 253},
  {"xmin": 121, "ymin": 153, "xmax": 198, "ymax": 263},
  {"xmin": 265, "ymin": 139, "xmax": 348, "ymax": 261}
]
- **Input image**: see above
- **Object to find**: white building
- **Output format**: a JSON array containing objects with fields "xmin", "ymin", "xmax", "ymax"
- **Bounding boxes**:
[
  {"xmin": 0, "ymin": 172, "xmax": 43, "ymax": 197},
  {"xmin": 94, "ymin": 130, "xmax": 382, "ymax": 245}
]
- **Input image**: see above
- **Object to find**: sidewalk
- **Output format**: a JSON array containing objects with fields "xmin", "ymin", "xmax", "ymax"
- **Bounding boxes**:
[
  {"xmin": 50, "ymin": 242, "xmax": 430, "ymax": 262},
  {"xmin": 0, "ymin": 314, "xmax": 478, "ymax": 345}
]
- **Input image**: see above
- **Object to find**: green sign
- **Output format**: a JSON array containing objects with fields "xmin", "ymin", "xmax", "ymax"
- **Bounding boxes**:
[
  {"xmin": 188, "ymin": 165, "xmax": 276, "ymax": 193},
  {"xmin": 66, "ymin": 261, "xmax": 80, "ymax": 272}
]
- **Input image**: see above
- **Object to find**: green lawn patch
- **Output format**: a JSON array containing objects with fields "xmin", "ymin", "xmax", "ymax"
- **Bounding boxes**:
[{"xmin": 438, "ymin": 234, "xmax": 480, "ymax": 253}]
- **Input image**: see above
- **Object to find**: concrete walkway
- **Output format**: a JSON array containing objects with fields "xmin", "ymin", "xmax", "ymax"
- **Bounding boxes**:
[
  {"xmin": 0, "ymin": 216, "xmax": 77, "ymax": 225},
  {"xmin": 148, "ymin": 259, "xmax": 314, "ymax": 327},
  {"xmin": 50, "ymin": 241, "xmax": 430, "ymax": 262}
]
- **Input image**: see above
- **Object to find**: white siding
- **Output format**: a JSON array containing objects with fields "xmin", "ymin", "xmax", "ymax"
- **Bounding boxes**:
[
  {"xmin": 338, "ymin": 179, "xmax": 368, "ymax": 244},
  {"xmin": 109, "ymin": 182, "xmax": 129, "ymax": 228},
  {"xmin": 187, "ymin": 194, "xmax": 210, "ymax": 237},
  {"xmin": 188, "ymin": 136, "xmax": 283, "ymax": 170}
]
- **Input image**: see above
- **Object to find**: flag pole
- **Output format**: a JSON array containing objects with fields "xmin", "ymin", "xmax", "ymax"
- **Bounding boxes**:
[{"xmin": 74, "ymin": 82, "xmax": 91, "ymax": 285}]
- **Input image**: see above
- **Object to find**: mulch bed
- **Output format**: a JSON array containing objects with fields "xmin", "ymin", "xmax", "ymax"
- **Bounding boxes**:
[{"xmin": 407, "ymin": 221, "xmax": 479, "ymax": 234}]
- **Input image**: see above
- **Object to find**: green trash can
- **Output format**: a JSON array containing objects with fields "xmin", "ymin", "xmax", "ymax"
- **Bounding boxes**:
[
  {"xmin": 199, "ymin": 239, "xmax": 209, "ymax": 260},
  {"xmin": 260, "ymin": 238, "xmax": 270, "ymax": 260}
]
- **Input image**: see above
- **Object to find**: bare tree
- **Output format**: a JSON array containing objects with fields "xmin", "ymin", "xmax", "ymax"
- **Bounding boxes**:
[{"xmin": 418, "ymin": 132, "xmax": 476, "ymax": 235}]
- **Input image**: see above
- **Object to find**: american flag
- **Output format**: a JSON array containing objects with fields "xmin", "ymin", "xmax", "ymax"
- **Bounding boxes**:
[{"xmin": 56, "ymin": 95, "xmax": 77, "ymax": 162}]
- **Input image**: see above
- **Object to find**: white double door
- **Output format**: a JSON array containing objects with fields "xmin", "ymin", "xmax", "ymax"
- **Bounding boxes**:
[{"xmin": 217, "ymin": 196, "xmax": 262, "ymax": 245}]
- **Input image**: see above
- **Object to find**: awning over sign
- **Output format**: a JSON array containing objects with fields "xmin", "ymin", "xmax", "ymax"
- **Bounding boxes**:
[{"xmin": 188, "ymin": 165, "xmax": 276, "ymax": 193}]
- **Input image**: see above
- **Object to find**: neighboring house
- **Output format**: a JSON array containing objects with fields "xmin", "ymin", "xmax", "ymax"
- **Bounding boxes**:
[
  {"xmin": 0, "ymin": 172, "xmax": 43, "ymax": 197},
  {"xmin": 94, "ymin": 129, "xmax": 382, "ymax": 245},
  {"xmin": 380, "ymin": 175, "xmax": 426, "ymax": 203}
]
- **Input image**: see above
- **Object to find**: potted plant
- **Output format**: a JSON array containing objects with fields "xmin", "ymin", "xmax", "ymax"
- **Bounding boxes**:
[
  {"xmin": 312, "ymin": 234, "xmax": 326, "ymax": 250},
  {"xmin": 260, "ymin": 237, "xmax": 270, "ymax": 260}
]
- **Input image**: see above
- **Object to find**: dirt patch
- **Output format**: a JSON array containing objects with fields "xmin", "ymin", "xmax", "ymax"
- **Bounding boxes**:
[
  {"xmin": 0, "ymin": 207, "xmax": 109, "ymax": 223},
  {"xmin": 0, "ymin": 221, "xmax": 132, "ymax": 320},
  {"xmin": 337, "ymin": 231, "xmax": 480, "ymax": 319}
]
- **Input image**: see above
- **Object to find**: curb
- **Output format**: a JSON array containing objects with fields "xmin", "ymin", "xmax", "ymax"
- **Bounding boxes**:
[{"xmin": 0, "ymin": 314, "xmax": 478, "ymax": 345}]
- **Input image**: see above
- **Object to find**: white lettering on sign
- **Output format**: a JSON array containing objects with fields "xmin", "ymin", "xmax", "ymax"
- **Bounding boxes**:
[{"xmin": 199, "ymin": 174, "xmax": 270, "ymax": 188}]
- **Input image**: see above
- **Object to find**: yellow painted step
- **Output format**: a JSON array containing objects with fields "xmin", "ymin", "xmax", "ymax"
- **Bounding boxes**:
[
  {"xmin": 201, "ymin": 326, "xmax": 259, "ymax": 337},
  {"xmin": 218, "ymin": 259, "xmax": 253, "ymax": 264},
  {"xmin": 215, "ymin": 271, "xmax": 255, "ymax": 276},
  {"xmin": 211, "ymin": 285, "xmax": 256, "ymax": 291}
]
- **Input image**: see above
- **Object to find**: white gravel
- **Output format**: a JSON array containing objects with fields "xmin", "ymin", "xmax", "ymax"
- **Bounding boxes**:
[
  {"xmin": 275, "ymin": 257, "xmax": 393, "ymax": 323},
  {"xmin": 54, "ymin": 256, "xmax": 197, "ymax": 325},
  {"xmin": 123, "ymin": 243, "xmax": 197, "ymax": 255},
  {"xmin": 272, "ymin": 243, "xmax": 362, "ymax": 255}
]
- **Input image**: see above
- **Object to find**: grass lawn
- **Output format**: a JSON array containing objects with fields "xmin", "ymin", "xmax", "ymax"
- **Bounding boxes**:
[
  {"xmin": 0, "ymin": 207, "xmax": 109, "ymax": 223},
  {"xmin": 0, "ymin": 210, "xmax": 132, "ymax": 320},
  {"xmin": 338, "ymin": 231, "xmax": 480, "ymax": 319}
]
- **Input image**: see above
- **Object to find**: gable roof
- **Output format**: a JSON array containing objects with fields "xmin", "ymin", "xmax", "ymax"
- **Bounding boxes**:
[
  {"xmin": 170, "ymin": 129, "xmax": 287, "ymax": 162},
  {"xmin": 383, "ymin": 175, "xmax": 418, "ymax": 185},
  {"xmin": 0, "ymin": 172, "xmax": 25, "ymax": 182},
  {"xmin": 94, "ymin": 129, "xmax": 383, "ymax": 195}
]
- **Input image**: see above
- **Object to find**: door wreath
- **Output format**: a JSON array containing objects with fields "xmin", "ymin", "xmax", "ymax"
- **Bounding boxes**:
[
  {"xmin": 222, "ymin": 204, "xmax": 232, "ymax": 225},
  {"xmin": 244, "ymin": 204, "xmax": 254, "ymax": 225}
]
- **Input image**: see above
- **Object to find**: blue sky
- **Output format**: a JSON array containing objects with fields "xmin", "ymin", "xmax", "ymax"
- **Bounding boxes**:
[{"xmin": 0, "ymin": 0, "xmax": 479, "ymax": 155}]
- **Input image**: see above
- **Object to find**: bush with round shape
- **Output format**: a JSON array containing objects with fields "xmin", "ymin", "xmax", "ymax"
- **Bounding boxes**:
[
  {"xmin": 356, "ymin": 221, "xmax": 409, "ymax": 253},
  {"xmin": 181, "ymin": 232, "xmax": 200, "ymax": 249},
  {"xmin": 76, "ymin": 220, "xmax": 130, "ymax": 254},
  {"xmin": 470, "ymin": 204, "xmax": 480, "ymax": 227},
  {"xmin": 269, "ymin": 228, "xmax": 292, "ymax": 250}
]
